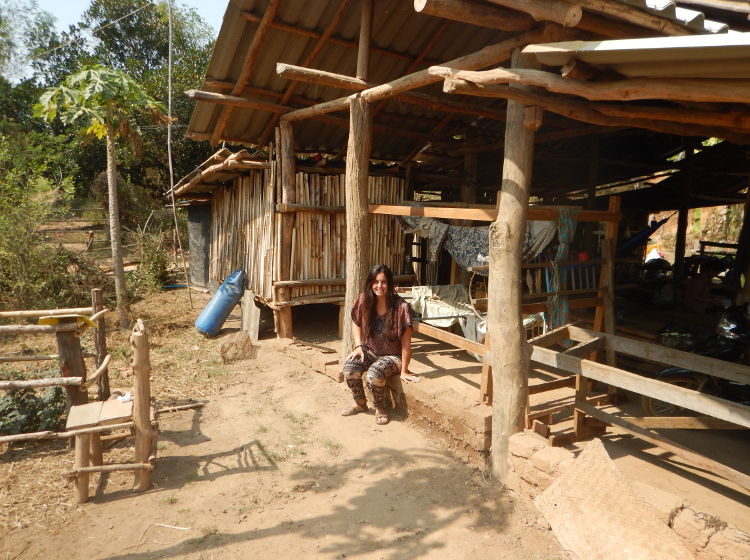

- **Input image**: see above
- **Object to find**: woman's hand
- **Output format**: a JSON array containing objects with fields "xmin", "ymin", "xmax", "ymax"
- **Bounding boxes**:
[{"xmin": 347, "ymin": 345, "xmax": 364, "ymax": 362}]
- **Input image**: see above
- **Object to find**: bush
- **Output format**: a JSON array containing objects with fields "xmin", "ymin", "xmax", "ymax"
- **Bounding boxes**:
[
  {"xmin": 0, "ymin": 367, "xmax": 67, "ymax": 435},
  {"xmin": 126, "ymin": 224, "xmax": 171, "ymax": 300}
]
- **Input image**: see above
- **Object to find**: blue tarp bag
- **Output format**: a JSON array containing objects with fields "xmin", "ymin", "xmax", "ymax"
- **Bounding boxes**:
[{"xmin": 195, "ymin": 269, "xmax": 245, "ymax": 337}]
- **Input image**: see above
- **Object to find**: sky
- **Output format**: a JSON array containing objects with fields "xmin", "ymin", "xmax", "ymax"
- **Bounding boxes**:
[{"xmin": 35, "ymin": 0, "xmax": 227, "ymax": 35}]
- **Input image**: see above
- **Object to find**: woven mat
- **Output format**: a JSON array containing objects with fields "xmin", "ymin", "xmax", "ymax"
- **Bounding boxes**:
[{"xmin": 535, "ymin": 439, "xmax": 694, "ymax": 560}]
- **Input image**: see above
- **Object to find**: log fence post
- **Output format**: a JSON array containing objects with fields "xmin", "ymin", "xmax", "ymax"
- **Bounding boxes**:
[
  {"xmin": 55, "ymin": 318, "xmax": 88, "ymax": 408},
  {"xmin": 131, "ymin": 319, "xmax": 154, "ymax": 492},
  {"xmin": 91, "ymin": 288, "xmax": 110, "ymax": 400}
]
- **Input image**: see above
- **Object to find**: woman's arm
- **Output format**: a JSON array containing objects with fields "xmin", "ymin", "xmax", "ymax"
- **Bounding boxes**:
[
  {"xmin": 347, "ymin": 321, "xmax": 364, "ymax": 361},
  {"xmin": 400, "ymin": 325, "xmax": 413, "ymax": 375}
]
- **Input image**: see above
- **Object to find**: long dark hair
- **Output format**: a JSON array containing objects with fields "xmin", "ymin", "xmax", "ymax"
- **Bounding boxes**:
[{"xmin": 360, "ymin": 264, "xmax": 399, "ymax": 341}]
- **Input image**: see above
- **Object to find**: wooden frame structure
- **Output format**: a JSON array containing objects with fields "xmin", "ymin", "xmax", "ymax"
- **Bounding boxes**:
[
  {"xmin": 529, "ymin": 324, "xmax": 750, "ymax": 491},
  {"xmin": 181, "ymin": 0, "xmax": 750, "ymax": 482}
]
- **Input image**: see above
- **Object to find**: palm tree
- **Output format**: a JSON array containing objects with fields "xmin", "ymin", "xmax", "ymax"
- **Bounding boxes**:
[{"xmin": 35, "ymin": 65, "xmax": 168, "ymax": 328}]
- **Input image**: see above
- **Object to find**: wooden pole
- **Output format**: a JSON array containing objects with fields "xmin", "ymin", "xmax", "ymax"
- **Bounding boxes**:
[
  {"xmin": 434, "ymin": 66, "xmax": 750, "ymax": 104},
  {"xmin": 356, "ymin": 0, "xmax": 373, "ymax": 81},
  {"xmin": 55, "ymin": 317, "xmax": 88, "ymax": 408},
  {"xmin": 275, "ymin": 63, "xmax": 512, "ymax": 123},
  {"xmin": 674, "ymin": 143, "xmax": 694, "ymax": 301},
  {"xmin": 276, "ymin": 122, "xmax": 296, "ymax": 339},
  {"xmin": 131, "ymin": 319, "xmax": 154, "ymax": 492},
  {"xmin": 281, "ymin": 26, "xmax": 560, "ymax": 122},
  {"xmin": 343, "ymin": 95, "xmax": 373, "ymax": 359},
  {"xmin": 484, "ymin": 0, "xmax": 582, "ymax": 27},
  {"xmin": 91, "ymin": 288, "xmax": 110, "ymax": 401},
  {"xmin": 74, "ymin": 434, "xmax": 91, "ymax": 503},
  {"xmin": 488, "ymin": 50, "xmax": 536, "ymax": 482},
  {"xmin": 414, "ymin": 0, "xmax": 534, "ymax": 31}
]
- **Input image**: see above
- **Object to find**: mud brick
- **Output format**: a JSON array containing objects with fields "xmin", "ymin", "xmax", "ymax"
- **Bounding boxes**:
[
  {"xmin": 514, "ymin": 459, "xmax": 554, "ymax": 491},
  {"xmin": 530, "ymin": 446, "xmax": 575, "ymax": 475},
  {"xmin": 509, "ymin": 431, "xmax": 547, "ymax": 459}
]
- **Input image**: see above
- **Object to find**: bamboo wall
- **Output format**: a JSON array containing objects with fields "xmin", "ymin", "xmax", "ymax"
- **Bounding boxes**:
[{"xmin": 209, "ymin": 169, "xmax": 406, "ymax": 303}]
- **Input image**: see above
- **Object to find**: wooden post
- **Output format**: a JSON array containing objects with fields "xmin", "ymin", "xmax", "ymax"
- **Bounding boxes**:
[
  {"xmin": 131, "ymin": 319, "xmax": 153, "ymax": 492},
  {"xmin": 91, "ymin": 288, "xmax": 110, "ymax": 401},
  {"xmin": 241, "ymin": 289, "xmax": 261, "ymax": 342},
  {"xmin": 583, "ymin": 134, "xmax": 599, "ymax": 256},
  {"xmin": 74, "ymin": 434, "xmax": 91, "ymax": 503},
  {"xmin": 55, "ymin": 318, "xmax": 88, "ymax": 408},
  {"xmin": 488, "ymin": 50, "xmax": 536, "ymax": 482},
  {"xmin": 356, "ymin": 0, "xmax": 373, "ymax": 81},
  {"xmin": 673, "ymin": 143, "xmax": 694, "ymax": 302},
  {"xmin": 276, "ymin": 122, "xmax": 296, "ymax": 338},
  {"xmin": 343, "ymin": 95, "xmax": 373, "ymax": 359}
]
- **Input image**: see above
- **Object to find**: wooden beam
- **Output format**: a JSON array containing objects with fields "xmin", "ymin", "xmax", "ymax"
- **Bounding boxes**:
[
  {"xmin": 280, "ymin": 26, "xmax": 564, "ymax": 122},
  {"xmin": 624, "ymin": 416, "xmax": 745, "ymax": 430},
  {"xmin": 438, "ymin": 79, "xmax": 750, "ymax": 144},
  {"xmin": 257, "ymin": 0, "xmax": 353, "ymax": 145},
  {"xmin": 0, "ymin": 307, "xmax": 93, "ymax": 319},
  {"xmin": 357, "ymin": 0, "xmax": 373, "ymax": 80},
  {"xmin": 560, "ymin": 0, "xmax": 697, "ymax": 36},
  {"xmin": 484, "ymin": 0, "xmax": 582, "ymax": 27},
  {"xmin": 413, "ymin": 0, "xmax": 534, "ymax": 32},
  {"xmin": 187, "ymin": 88, "xmax": 433, "ymax": 143},
  {"xmin": 531, "ymin": 345, "xmax": 750, "ymax": 428},
  {"xmin": 276, "ymin": 63, "xmax": 510, "ymax": 122},
  {"xmin": 413, "ymin": 321, "xmax": 487, "ymax": 356},
  {"xmin": 432, "ymin": 66, "xmax": 750, "ymax": 104},
  {"xmin": 489, "ymin": 49, "xmax": 536, "ymax": 483},
  {"xmin": 369, "ymin": 203, "xmax": 619, "ymax": 222},
  {"xmin": 578, "ymin": 403, "xmax": 750, "ymax": 491},
  {"xmin": 568, "ymin": 325, "xmax": 750, "ymax": 386},
  {"xmin": 240, "ymin": 10, "xmax": 417, "ymax": 64},
  {"xmin": 211, "ymin": 0, "xmax": 280, "ymax": 145},
  {"xmin": 343, "ymin": 95, "xmax": 373, "ymax": 360}
]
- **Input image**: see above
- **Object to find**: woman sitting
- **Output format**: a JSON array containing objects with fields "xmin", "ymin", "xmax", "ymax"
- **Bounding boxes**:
[{"xmin": 341, "ymin": 264, "xmax": 414, "ymax": 425}]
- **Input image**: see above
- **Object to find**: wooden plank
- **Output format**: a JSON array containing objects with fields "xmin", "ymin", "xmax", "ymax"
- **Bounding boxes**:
[
  {"xmin": 413, "ymin": 321, "xmax": 487, "ymax": 356},
  {"xmin": 561, "ymin": 336, "xmax": 605, "ymax": 358},
  {"xmin": 528, "ymin": 376, "xmax": 576, "ymax": 394},
  {"xmin": 480, "ymin": 333, "xmax": 492, "ymax": 404},
  {"xmin": 523, "ymin": 297, "xmax": 602, "ymax": 314},
  {"xmin": 369, "ymin": 203, "xmax": 619, "ymax": 223},
  {"xmin": 578, "ymin": 402, "xmax": 750, "ymax": 491},
  {"xmin": 625, "ymin": 416, "xmax": 746, "ymax": 430},
  {"xmin": 66, "ymin": 402, "xmax": 104, "ymax": 430},
  {"xmin": 569, "ymin": 325, "xmax": 750, "ymax": 386},
  {"xmin": 528, "ymin": 325, "xmax": 572, "ymax": 347},
  {"xmin": 0, "ymin": 324, "xmax": 78, "ymax": 334},
  {"xmin": 0, "ymin": 307, "xmax": 93, "ymax": 319},
  {"xmin": 531, "ymin": 345, "xmax": 750, "ymax": 428}
]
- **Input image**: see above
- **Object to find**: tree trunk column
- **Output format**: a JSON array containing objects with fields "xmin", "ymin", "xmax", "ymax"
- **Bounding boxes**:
[
  {"xmin": 488, "ymin": 51, "xmax": 536, "ymax": 482},
  {"xmin": 106, "ymin": 127, "xmax": 130, "ymax": 329},
  {"xmin": 343, "ymin": 95, "xmax": 373, "ymax": 359},
  {"xmin": 276, "ymin": 121, "xmax": 296, "ymax": 338}
]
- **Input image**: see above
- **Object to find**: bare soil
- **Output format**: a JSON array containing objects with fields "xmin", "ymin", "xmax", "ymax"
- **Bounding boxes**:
[{"xmin": 1, "ymin": 290, "xmax": 565, "ymax": 560}]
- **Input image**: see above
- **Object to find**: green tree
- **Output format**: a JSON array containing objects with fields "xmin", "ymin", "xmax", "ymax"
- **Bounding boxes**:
[{"xmin": 35, "ymin": 65, "xmax": 168, "ymax": 328}]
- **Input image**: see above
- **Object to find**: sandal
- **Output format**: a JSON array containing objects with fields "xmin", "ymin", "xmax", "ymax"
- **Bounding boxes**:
[
  {"xmin": 375, "ymin": 411, "xmax": 389, "ymax": 425},
  {"xmin": 341, "ymin": 403, "xmax": 368, "ymax": 416}
]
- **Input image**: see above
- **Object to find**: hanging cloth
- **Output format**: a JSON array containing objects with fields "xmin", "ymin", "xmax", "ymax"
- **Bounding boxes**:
[{"xmin": 547, "ymin": 208, "xmax": 578, "ymax": 329}]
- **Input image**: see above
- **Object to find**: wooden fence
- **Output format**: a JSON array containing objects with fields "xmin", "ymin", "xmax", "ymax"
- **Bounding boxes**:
[{"xmin": 0, "ymin": 289, "xmax": 111, "ymax": 444}]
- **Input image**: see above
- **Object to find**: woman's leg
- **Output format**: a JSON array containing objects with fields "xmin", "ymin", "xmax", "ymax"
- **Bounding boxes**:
[
  {"xmin": 342, "ymin": 353, "xmax": 374, "ymax": 412},
  {"xmin": 365, "ymin": 356, "xmax": 401, "ymax": 422}
]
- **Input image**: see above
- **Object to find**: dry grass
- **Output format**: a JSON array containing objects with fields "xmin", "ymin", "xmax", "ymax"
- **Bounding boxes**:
[{"xmin": 0, "ymin": 289, "xmax": 252, "ymax": 534}]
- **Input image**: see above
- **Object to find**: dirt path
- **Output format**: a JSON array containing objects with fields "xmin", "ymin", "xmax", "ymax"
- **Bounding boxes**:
[{"xmin": 1, "ymin": 309, "xmax": 564, "ymax": 559}]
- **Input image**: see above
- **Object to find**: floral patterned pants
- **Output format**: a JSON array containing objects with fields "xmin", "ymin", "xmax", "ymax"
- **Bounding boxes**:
[{"xmin": 342, "ymin": 347, "xmax": 401, "ymax": 410}]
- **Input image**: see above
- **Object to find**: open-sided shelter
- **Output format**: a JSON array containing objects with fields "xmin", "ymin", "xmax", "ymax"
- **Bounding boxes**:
[{"xmin": 174, "ymin": 0, "xmax": 750, "ymax": 482}]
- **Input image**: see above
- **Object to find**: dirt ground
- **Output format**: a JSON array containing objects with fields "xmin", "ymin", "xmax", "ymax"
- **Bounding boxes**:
[{"xmin": 1, "ymin": 290, "xmax": 565, "ymax": 560}]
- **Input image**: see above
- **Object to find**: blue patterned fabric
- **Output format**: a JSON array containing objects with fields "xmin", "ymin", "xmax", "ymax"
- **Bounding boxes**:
[{"xmin": 444, "ymin": 225, "xmax": 490, "ymax": 271}]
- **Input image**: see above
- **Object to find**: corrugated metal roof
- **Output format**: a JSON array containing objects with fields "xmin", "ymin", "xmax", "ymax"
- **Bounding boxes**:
[{"xmin": 186, "ymin": 0, "xmax": 735, "ymax": 161}]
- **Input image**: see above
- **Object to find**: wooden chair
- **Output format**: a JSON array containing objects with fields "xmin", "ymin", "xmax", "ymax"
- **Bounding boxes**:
[{"xmin": 65, "ymin": 319, "xmax": 157, "ymax": 503}]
